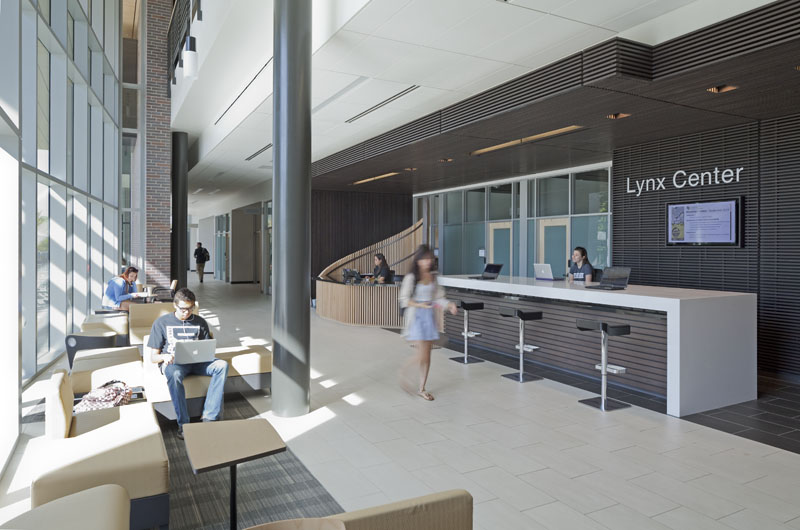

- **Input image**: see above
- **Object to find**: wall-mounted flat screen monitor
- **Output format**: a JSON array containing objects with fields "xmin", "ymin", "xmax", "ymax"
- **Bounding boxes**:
[{"xmin": 666, "ymin": 198, "xmax": 741, "ymax": 246}]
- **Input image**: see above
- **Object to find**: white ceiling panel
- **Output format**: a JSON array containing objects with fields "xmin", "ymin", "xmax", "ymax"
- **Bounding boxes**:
[
  {"xmin": 312, "ymin": 69, "xmax": 366, "ymax": 102},
  {"xmin": 504, "ymin": 0, "xmax": 564, "ymax": 13},
  {"xmin": 601, "ymin": 0, "xmax": 697, "ymax": 32},
  {"xmin": 311, "ymin": 30, "xmax": 368, "ymax": 72},
  {"xmin": 516, "ymin": 25, "xmax": 616, "ymax": 69},
  {"xmin": 312, "ymin": 100, "xmax": 372, "ymax": 123},
  {"xmin": 373, "ymin": 0, "xmax": 486, "ymax": 47},
  {"xmin": 342, "ymin": 0, "xmax": 412, "ymax": 34},
  {"xmin": 553, "ymin": 0, "xmax": 654, "ymax": 28},
  {"xmin": 382, "ymin": 85, "xmax": 453, "ymax": 111},
  {"xmin": 421, "ymin": 55, "xmax": 511, "ymax": 92},
  {"xmin": 336, "ymin": 77, "xmax": 415, "ymax": 107},
  {"xmin": 377, "ymin": 42, "xmax": 466, "ymax": 85},
  {"xmin": 238, "ymin": 113, "xmax": 272, "ymax": 134},
  {"xmin": 429, "ymin": 3, "xmax": 546, "ymax": 56},
  {"xmin": 333, "ymin": 35, "xmax": 421, "ymax": 78},
  {"xmin": 475, "ymin": 14, "xmax": 595, "ymax": 64}
]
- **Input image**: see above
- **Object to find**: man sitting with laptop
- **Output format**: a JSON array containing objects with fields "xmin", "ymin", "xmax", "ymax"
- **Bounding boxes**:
[{"xmin": 148, "ymin": 287, "xmax": 228, "ymax": 439}]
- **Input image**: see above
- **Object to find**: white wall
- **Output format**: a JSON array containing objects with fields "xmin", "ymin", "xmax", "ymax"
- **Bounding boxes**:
[
  {"xmin": 198, "ymin": 216, "xmax": 215, "ymax": 274},
  {"xmin": 230, "ymin": 206, "xmax": 258, "ymax": 282}
]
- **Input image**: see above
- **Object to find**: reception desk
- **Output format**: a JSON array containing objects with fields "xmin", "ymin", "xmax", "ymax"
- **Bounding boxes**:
[
  {"xmin": 439, "ymin": 275, "xmax": 757, "ymax": 417},
  {"xmin": 315, "ymin": 279, "xmax": 403, "ymax": 328}
]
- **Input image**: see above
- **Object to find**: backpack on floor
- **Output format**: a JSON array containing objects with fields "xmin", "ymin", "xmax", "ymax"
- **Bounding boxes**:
[{"xmin": 73, "ymin": 380, "xmax": 132, "ymax": 414}]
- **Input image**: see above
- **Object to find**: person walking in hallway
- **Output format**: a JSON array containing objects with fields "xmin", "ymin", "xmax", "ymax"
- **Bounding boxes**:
[
  {"xmin": 194, "ymin": 242, "xmax": 210, "ymax": 283},
  {"xmin": 398, "ymin": 245, "xmax": 457, "ymax": 401}
]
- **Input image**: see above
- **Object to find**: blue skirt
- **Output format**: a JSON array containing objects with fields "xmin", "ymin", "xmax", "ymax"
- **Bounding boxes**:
[{"xmin": 407, "ymin": 307, "xmax": 439, "ymax": 341}]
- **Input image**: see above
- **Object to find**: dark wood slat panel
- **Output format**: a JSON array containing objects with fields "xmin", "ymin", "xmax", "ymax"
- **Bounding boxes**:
[{"xmin": 443, "ymin": 288, "xmax": 668, "ymax": 397}]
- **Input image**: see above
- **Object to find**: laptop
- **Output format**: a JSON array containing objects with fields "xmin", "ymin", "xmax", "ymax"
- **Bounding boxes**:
[
  {"xmin": 585, "ymin": 266, "xmax": 631, "ymax": 290},
  {"xmin": 533, "ymin": 263, "xmax": 564, "ymax": 281},
  {"xmin": 173, "ymin": 339, "xmax": 217, "ymax": 364},
  {"xmin": 469, "ymin": 263, "xmax": 503, "ymax": 280}
]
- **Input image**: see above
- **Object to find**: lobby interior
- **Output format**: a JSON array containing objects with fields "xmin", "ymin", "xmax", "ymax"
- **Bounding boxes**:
[{"xmin": 2, "ymin": 0, "xmax": 800, "ymax": 529}]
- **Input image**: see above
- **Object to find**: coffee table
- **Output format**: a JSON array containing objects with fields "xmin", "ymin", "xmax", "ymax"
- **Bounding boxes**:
[{"xmin": 183, "ymin": 418, "xmax": 287, "ymax": 529}]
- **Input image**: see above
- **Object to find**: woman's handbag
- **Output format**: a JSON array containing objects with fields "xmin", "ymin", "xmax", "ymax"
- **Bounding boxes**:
[{"xmin": 73, "ymin": 380, "xmax": 133, "ymax": 414}]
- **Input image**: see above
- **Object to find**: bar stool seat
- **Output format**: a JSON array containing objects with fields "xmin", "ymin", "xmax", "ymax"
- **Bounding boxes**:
[
  {"xmin": 576, "ymin": 318, "xmax": 631, "ymax": 411},
  {"xmin": 450, "ymin": 300, "xmax": 485, "ymax": 364},
  {"xmin": 499, "ymin": 307, "xmax": 543, "ymax": 383}
]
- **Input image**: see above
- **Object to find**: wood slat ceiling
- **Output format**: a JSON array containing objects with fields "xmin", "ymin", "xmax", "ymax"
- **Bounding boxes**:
[{"xmin": 311, "ymin": 0, "xmax": 800, "ymax": 195}]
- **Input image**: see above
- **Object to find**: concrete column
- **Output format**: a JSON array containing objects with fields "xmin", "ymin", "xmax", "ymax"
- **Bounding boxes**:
[
  {"xmin": 171, "ymin": 131, "xmax": 188, "ymax": 289},
  {"xmin": 272, "ymin": 0, "xmax": 311, "ymax": 417}
]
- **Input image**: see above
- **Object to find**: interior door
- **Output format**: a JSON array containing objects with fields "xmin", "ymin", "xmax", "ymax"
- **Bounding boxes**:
[
  {"xmin": 537, "ymin": 218, "xmax": 570, "ymax": 277},
  {"xmin": 489, "ymin": 221, "xmax": 512, "ymax": 275}
]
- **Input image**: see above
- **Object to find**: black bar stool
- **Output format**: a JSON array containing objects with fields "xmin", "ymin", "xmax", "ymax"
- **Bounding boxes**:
[
  {"xmin": 499, "ymin": 308, "xmax": 543, "ymax": 383},
  {"xmin": 576, "ymin": 319, "xmax": 631, "ymax": 411},
  {"xmin": 449, "ymin": 301, "xmax": 485, "ymax": 364}
]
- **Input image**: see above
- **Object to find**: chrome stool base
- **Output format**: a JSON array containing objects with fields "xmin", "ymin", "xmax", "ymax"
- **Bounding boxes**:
[
  {"xmin": 579, "ymin": 396, "xmax": 631, "ymax": 411},
  {"xmin": 450, "ymin": 355, "xmax": 485, "ymax": 364},
  {"xmin": 501, "ymin": 372, "xmax": 541, "ymax": 383}
]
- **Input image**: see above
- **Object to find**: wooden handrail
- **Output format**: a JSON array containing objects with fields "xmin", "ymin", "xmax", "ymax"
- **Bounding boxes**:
[{"xmin": 319, "ymin": 220, "xmax": 423, "ymax": 282}]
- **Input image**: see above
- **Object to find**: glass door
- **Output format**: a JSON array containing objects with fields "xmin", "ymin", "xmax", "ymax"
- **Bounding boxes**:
[
  {"xmin": 488, "ymin": 221, "xmax": 512, "ymax": 275},
  {"xmin": 538, "ymin": 218, "xmax": 570, "ymax": 277}
]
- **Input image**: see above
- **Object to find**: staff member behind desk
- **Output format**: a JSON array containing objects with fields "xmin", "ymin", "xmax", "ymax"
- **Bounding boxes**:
[
  {"xmin": 372, "ymin": 253, "xmax": 391, "ymax": 284},
  {"xmin": 102, "ymin": 266, "xmax": 147, "ymax": 311},
  {"xmin": 569, "ymin": 246, "xmax": 593, "ymax": 283},
  {"xmin": 147, "ymin": 288, "xmax": 229, "ymax": 440}
]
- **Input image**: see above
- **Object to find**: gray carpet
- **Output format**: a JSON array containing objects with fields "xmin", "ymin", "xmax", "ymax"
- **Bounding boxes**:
[{"xmin": 158, "ymin": 393, "xmax": 343, "ymax": 530}]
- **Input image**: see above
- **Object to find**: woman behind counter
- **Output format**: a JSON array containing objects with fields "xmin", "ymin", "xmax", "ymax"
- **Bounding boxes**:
[
  {"xmin": 568, "ymin": 246, "xmax": 593, "ymax": 283},
  {"xmin": 372, "ymin": 253, "xmax": 391, "ymax": 284},
  {"xmin": 102, "ymin": 266, "xmax": 146, "ymax": 311}
]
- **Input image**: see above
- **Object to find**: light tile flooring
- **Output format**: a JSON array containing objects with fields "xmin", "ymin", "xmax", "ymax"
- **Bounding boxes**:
[{"xmin": 4, "ymin": 278, "xmax": 800, "ymax": 529}]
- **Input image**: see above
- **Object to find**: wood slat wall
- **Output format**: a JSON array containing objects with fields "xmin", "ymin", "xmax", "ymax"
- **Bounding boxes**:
[
  {"xmin": 443, "ymin": 288, "xmax": 668, "ymax": 397},
  {"xmin": 613, "ymin": 113, "xmax": 800, "ymax": 377},
  {"xmin": 316, "ymin": 281, "xmax": 404, "ymax": 328},
  {"xmin": 311, "ymin": 190, "xmax": 412, "ymax": 297}
]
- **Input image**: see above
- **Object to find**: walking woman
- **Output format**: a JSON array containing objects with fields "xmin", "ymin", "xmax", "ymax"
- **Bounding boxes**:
[{"xmin": 398, "ymin": 245, "xmax": 457, "ymax": 401}]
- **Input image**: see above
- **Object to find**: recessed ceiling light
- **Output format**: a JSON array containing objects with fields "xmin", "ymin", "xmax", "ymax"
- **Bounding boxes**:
[
  {"xmin": 795, "ymin": 65, "xmax": 800, "ymax": 71},
  {"xmin": 404, "ymin": 167, "xmax": 417, "ymax": 171},
  {"xmin": 706, "ymin": 84, "xmax": 738, "ymax": 94},
  {"xmin": 352, "ymin": 171, "xmax": 400, "ymax": 186},
  {"xmin": 606, "ymin": 113, "xmax": 631, "ymax": 120},
  {"xmin": 437, "ymin": 158, "xmax": 454, "ymax": 163},
  {"xmin": 470, "ymin": 125, "xmax": 583, "ymax": 156}
]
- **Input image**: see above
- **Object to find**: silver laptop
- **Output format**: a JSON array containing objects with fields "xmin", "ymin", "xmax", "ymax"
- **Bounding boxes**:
[
  {"xmin": 533, "ymin": 263, "xmax": 563, "ymax": 280},
  {"xmin": 173, "ymin": 339, "xmax": 217, "ymax": 364}
]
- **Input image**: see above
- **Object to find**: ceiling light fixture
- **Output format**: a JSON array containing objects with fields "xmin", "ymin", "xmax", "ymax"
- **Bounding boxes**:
[
  {"xmin": 182, "ymin": 36, "xmax": 198, "ymax": 80},
  {"xmin": 438, "ymin": 158, "xmax": 454, "ymax": 163},
  {"xmin": 352, "ymin": 171, "xmax": 400, "ymax": 186},
  {"xmin": 470, "ymin": 125, "xmax": 583, "ymax": 156},
  {"xmin": 191, "ymin": 188, "xmax": 204, "ymax": 194},
  {"xmin": 606, "ymin": 113, "xmax": 631, "ymax": 120},
  {"xmin": 706, "ymin": 84, "xmax": 738, "ymax": 94},
  {"xmin": 404, "ymin": 167, "xmax": 417, "ymax": 171}
]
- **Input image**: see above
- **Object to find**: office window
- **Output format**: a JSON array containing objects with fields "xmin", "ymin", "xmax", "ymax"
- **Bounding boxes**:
[
  {"xmin": 123, "ymin": 37, "xmax": 138, "ymax": 84},
  {"xmin": 465, "ymin": 188, "xmax": 485, "ymax": 222},
  {"xmin": 489, "ymin": 184, "xmax": 512, "ymax": 220},
  {"xmin": 463, "ymin": 223, "xmax": 485, "ymax": 275},
  {"xmin": 572, "ymin": 215, "xmax": 610, "ymax": 269},
  {"xmin": 122, "ymin": 87, "xmax": 137, "ymax": 128},
  {"xmin": 513, "ymin": 182, "xmax": 520, "ymax": 219},
  {"xmin": 537, "ymin": 175, "xmax": 569, "ymax": 217},
  {"xmin": 36, "ymin": 181, "xmax": 50, "ymax": 364},
  {"xmin": 37, "ymin": 40, "xmax": 50, "ymax": 172},
  {"xmin": 573, "ymin": 169, "xmax": 609, "ymax": 214},
  {"xmin": 67, "ymin": 79, "xmax": 73, "ymax": 184},
  {"xmin": 444, "ymin": 191, "xmax": 462, "ymax": 224},
  {"xmin": 443, "ymin": 225, "xmax": 462, "ymax": 274}
]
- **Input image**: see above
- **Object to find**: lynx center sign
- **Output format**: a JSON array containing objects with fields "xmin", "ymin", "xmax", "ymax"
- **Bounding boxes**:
[{"xmin": 626, "ymin": 167, "xmax": 744, "ymax": 197}]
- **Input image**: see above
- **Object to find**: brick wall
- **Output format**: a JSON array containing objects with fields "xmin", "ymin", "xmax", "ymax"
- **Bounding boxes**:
[{"xmin": 144, "ymin": 0, "xmax": 172, "ymax": 287}]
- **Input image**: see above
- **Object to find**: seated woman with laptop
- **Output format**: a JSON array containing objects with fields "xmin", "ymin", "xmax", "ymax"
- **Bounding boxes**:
[
  {"xmin": 102, "ymin": 266, "xmax": 148, "ymax": 311},
  {"xmin": 568, "ymin": 247, "xmax": 593, "ymax": 283}
]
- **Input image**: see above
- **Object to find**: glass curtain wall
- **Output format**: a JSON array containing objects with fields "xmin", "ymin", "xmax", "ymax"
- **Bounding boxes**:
[
  {"xmin": 19, "ymin": 0, "xmax": 122, "ymax": 390},
  {"xmin": 418, "ymin": 166, "xmax": 611, "ymax": 277}
]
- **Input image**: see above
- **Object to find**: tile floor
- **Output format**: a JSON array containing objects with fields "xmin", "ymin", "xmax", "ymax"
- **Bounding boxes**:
[{"xmin": 3, "ymin": 278, "xmax": 800, "ymax": 529}]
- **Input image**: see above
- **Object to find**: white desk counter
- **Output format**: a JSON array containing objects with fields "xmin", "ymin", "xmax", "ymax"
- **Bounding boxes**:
[{"xmin": 439, "ymin": 275, "xmax": 757, "ymax": 417}]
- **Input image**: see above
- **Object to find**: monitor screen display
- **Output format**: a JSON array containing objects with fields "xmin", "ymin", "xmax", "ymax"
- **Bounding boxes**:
[{"xmin": 666, "ymin": 198, "xmax": 741, "ymax": 246}]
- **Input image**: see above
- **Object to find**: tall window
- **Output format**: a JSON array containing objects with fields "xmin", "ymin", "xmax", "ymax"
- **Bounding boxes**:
[
  {"xmin": 36, "ymin": 181, "xmax": 50, "ymax": 364},
  {"xmin": 37, "ymin": 40, "xmax": 49, "ymax": 172}
]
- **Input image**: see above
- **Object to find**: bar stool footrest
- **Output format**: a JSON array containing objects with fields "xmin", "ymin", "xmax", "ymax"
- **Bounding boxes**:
[
  {"xmin": 501, "ymin": 372, "xmax": 542, "ymax": 383},
  {"xmin": 578, "ymin": 396, "xmax": 631, "ymax": 411},
  {"xmin": 462, "ymin": 331, "xmax": 482, "ymax": 338},
  {"xmin": 515, "ymin": 344, "xmax": 539, "ymax": 352},
  {"xmin": 449, "ymin": 356, "xmax": 485, "ymax": 364},
  {"xmin": 594, "ymin": 363, "xmax": 627, "ymax": 374}
]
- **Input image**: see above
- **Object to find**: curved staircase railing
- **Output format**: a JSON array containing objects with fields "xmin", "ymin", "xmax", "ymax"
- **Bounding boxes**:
[{"xmin": 319, "ymin": 219, "xmax": 423, "ymax": 282}]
